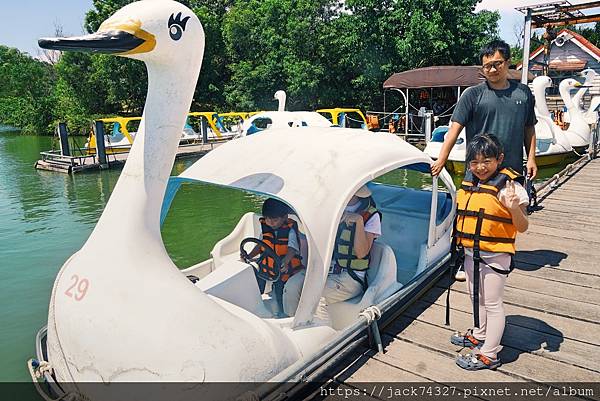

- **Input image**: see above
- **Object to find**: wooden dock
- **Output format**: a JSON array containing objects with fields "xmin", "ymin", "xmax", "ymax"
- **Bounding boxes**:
[
  {"xmin": 311, "ymin": 158, "xmax": 600, "ymax": 398},
  {"xmin": 34, "ymin": 141, "xmax": 225, "ymax": 173}
]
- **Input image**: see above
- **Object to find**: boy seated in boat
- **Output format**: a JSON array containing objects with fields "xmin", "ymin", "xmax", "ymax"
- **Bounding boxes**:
[
  {"xmin": 283, "ymin": 185, "xmax": 381, "ymax": 323},
  {"xmin": 243, "ymin": 198, "xmax": 304, "ymax": 317}
]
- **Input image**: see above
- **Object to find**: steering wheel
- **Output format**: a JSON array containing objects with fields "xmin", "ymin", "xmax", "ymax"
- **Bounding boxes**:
[{"xmin": 240, "ymin": 238, "xmax": 283, "ymax": 282}]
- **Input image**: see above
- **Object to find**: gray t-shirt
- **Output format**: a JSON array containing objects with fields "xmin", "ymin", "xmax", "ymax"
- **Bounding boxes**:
[{"xmin": 451, "ymin": 80, "xmax": 537, "ymax": 173}]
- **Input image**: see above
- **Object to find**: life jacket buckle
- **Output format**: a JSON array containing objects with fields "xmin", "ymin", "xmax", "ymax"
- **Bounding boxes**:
[{"xmin": 329, "ymin": 263, "xmax": 343, "ymax": 275}]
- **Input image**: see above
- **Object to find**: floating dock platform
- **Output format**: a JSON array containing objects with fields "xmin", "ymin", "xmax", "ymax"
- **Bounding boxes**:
[{"xmin": 34, "ymin": 141, "xmax": 224, "ymax": 174}]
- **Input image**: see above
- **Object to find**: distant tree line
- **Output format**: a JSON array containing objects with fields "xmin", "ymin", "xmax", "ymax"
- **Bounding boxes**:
[{"xmin": 0, "ymin": 0, "xmax": 500, "ymax": 135}]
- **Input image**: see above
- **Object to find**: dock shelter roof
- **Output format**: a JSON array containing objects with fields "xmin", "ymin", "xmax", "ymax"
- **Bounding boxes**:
[{"xmin": 383, "ymin": 66, "xmax": 530, "ymax": 89}]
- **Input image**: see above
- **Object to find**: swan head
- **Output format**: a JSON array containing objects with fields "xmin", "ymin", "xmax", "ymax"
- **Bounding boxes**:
[
  {"xmin": 533, "ymin": 76, "xmax": 552, "ymax": 91},
  {"xmin": 39, "ymin": 0, "xmax": 204, "ymax": 65},
  {"xmin": 581, "ymin": 68, "xmax": 597, "ymax": 84},
  {"xmin": 559, "ymin": 78, "xmax": 582, "ymax": 91},
  {"xmin": 274, "ymin": 90, "xmax": 287, "ymax": 112}
]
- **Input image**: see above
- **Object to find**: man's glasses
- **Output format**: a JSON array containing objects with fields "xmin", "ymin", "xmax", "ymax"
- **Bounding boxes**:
[{"xmin": 482, "ymin": 60, "xmax": 505, "ymax": 72}]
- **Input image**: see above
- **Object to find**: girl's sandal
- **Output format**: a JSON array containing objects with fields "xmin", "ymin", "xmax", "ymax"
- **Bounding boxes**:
[
  {"xmin": 456, "ymin": 352, "xmax": 501, "ymax": 370},
  {"xmin": 450, "ymin": 329, "xmax": 484, "ymax": 349}
]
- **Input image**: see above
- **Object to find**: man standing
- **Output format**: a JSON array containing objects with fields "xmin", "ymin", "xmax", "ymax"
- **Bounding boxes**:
[{"xmin": 431, "ymin": 40, "xmax": 537, "ymax": 180}]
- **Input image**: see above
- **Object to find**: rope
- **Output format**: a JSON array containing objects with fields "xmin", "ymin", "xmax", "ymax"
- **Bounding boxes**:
[
  {"xmin": 359, "ymin": 305, "xmax": 382, "ymax": 325},
  {"xmin": 345, "ymin": 115, "xmax": 365, "ymax": 124},
  {"xmin": 27, "ymin": 359, "xmax": 77, "ymax": 401}
]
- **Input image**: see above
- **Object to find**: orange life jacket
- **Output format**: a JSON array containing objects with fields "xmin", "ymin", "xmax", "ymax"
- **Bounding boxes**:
[
  {"xmin": 259, "ymin": 218, "xmax": 303, "ymax": 282},
  {"xmin": 455, "ymin": 167, "xmax": 521, "ymax": 255}
]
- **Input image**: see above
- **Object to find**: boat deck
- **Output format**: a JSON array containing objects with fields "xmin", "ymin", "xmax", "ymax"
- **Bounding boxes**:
[
  {"xmin": 34, "ymin": 140, "xmax": 225, "ymax": 173},
  {"xmin": 314, "ymin": 157, "xmax": 600, "ymax": 397}
]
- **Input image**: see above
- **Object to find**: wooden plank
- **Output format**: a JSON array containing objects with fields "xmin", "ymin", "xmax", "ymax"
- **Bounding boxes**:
[
  {"xmin": 503, "ymin": 271, "xmax": 600, "ymax": 305},
  {"xmin": 524, "ymin": 220, "xmax": 600, "ymax": 236},
  {"xmin": 423, "ymin": 287, "xmax": 600, "ymax": 346},
  {"xmin": 524, "ymin": 224, "xmax": 600, "ymax": 244},
  {"xmin": 516, "ymin": 235, "xmax": 600, "ymax": 266},
  {"xmin": 342, "ymin": 355, "xmax": 428, "ymax": 382},
  {"xmin": 534, "ymin": 202, "xmax": 600, "ymax": 217},
  {"xmin": 514, "ymin": 246, "xmax": 600, "ymax": 269},
  {"xmin": 547, "ymin": 190, "xmax": 599, "ymax": 200},
  {"xmin": 528, "ymin": 207, "xmax": 600, "ymax": 223},
  {"xmin": 374, "ymin": 334, "xmax": 518, "ymax": 382},
  {"xmin": 511, "ymin": 265, "xmax": 600, "ymax": 290},
  {"xmin": 542, "ymin": 194, "xmax": 598, "ymax": 205},
  {"xmin": 441, "ymin": 283, "xmax": 600, "ymax": 323},
  {"xmin": 538, "ymin": 198, "xmax": 600, "ymax": 211},
  {"xmin": 401, "ymin": 301, "xmax": 600, "ymax": 372},
  {"xmin": 384, "ymin": 318, "xmax": 600, "ymax": 382}
]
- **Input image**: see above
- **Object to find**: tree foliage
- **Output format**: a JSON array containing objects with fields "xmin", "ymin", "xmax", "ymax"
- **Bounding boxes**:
[
  {"xmin": 223, "ymin": 0, "xmax": 499, "ymax": 110},
  {"xmin": 1, "ymin": 0, "xmax": 499, "ymax": 134},
  {"xmin": 0, "ymin": 46, "xmax": 56, "ymax": 133}
]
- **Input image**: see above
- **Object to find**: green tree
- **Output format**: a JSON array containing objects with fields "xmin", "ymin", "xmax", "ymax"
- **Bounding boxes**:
[
  {"xmin": 0, "ymin": 46, "xmax": 56, "ymax": 134},
  {"xmin": 223, "ymin": 0, "xmax": 336, "ymax": 110},
  {"xmin": 223, "ymin": 0, "xmax": 499, "ymax": 111},
  {"xmin": 85, "ymin": 0, "xmax": 231, "ymax": 111},
  {"xmin": 339, "ymin": 0, "xmax": 499, "ymax": 109}
]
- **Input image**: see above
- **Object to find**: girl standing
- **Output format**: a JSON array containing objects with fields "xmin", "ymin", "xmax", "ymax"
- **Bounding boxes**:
[{"xmin": 451, "ymin": 133, "xmax": 529, "ymax": 370}]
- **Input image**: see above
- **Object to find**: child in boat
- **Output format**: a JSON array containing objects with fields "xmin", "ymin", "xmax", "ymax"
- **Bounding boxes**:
[
  {"xmin": 245, "ymin": 198, "xmax": 303, "ymax": 317},
  {"xmin": 452, "ymin": 133, "xmax": 529, "ymax": 370},
  {"xmin": 282, "ymin": 185, "xmax": 381, "ymax": 323}
]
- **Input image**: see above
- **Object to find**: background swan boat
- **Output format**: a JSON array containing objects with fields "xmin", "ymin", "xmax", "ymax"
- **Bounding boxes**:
[
  {"xmin": 29, "ymin": 1, "xmax": 456, "ymax": 399},
  {"xmin": 423, "ymin": 125, "xmax": 467, "ymax": 174},
  {"xmin": 558, "ymin": 78, "xmax": 592, "ymax": 152}
]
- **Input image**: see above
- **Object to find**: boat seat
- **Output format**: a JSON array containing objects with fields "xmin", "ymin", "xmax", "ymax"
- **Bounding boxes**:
[
  {"xmin": 211, "ymin": 212, "xmax": 262, "ymax": 268},
  {"xmin": 328, "ymin": 242, "xmax": 402, "ymax": 330},
  {"xmin": 195, "ymin": 259, "xmax": 271, "ymax": 318}
]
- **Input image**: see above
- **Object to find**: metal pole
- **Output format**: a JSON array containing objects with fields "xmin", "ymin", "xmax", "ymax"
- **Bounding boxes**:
[
  {"xmin": 57, "ymin": 122, "xmax": 70, "ymax": 156},
  {"xmin": 522, "ymin": 8, "xmax": 533, "ymax": 84},
  {"xmin": 424, "ymin": 112, "xmax": 433, "ymax": 143},
  {"xmin": 405, "ymin": 88, "xmax": 409, "ymax": 137},
  {"xmin": 200, "ymin": 116, "xmax": 208, "ymax": 143},
  {"xmin": 94, "ymin": 120, "xmax": 108, "ymax": 168}
]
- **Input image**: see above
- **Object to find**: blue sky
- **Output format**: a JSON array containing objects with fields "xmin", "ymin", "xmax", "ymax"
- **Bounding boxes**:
[
  {"xmin": 0, "ymin": 0, "xmax": 597, "ymax": 57},
  {"xmin": 0, "ymin": 0, "xmax": 93, "ymax": 57}
]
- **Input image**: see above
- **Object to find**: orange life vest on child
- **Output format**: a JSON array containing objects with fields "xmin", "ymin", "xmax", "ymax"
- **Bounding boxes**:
[
  {"xmin": 259, "ymin": 218, "xmax": 303, "ymax": 282},
  {"xmin": 454, "ymin": 167, "xmax": 521, "ymax": 255}
]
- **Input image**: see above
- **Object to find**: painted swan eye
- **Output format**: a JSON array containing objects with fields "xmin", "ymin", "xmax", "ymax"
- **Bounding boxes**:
[{"xmin": 168, "ymin": 12, "xmax": 190, "ymax": 41}]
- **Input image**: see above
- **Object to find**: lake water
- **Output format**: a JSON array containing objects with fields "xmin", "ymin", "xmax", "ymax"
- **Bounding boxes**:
[{"xmin": 0, "ymin": 131, "xmax": 571, "ymax": 382}]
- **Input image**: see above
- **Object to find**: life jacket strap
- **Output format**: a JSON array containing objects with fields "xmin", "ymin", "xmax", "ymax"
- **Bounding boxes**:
[
  {"xmin": 472, "ymin": 208, "xmax": 485, "ymax": 329},
  {"xmin": 454, "ymin": 231, "xmax": 516, "ymax": 244},
  {"xmin": 346, "ymin": 265, "xmax": 368, "ymax": 292},
  {"xmin": 456, "ymin": 209, "xmax": 513, "ymax": 224},
  {"xmin": 460, "ymin": 184, "xmax": 498, "ymax": 196}
]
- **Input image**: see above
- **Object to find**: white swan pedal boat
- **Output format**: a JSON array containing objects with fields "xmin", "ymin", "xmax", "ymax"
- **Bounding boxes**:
[{"xmin": 29, "ymin": 1, "xmax": 456, "ymax": 400}]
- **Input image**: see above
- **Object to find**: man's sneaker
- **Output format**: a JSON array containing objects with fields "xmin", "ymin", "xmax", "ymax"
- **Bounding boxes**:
[
  {"xmin": 454, "ymin": 267, "xmax": 466, "ymax": 282},
  {"xmin": 450, "ymin": 329, "xmax": 484, "ymax": 349},
  {"xmin": 456, "ymin": 352, "xmax": 501, "ymax": 370}
]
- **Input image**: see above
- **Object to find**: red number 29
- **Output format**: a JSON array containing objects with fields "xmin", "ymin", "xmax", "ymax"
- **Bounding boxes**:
[{"xmin": 64, "ymin": 275, "xmax": 90, "ymax": 301}]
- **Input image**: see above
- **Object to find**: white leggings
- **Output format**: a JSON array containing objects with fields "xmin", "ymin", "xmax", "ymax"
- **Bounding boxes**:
[{"xmin": 464, "ymin": 254, "xmax": 509, "ymax": 359}]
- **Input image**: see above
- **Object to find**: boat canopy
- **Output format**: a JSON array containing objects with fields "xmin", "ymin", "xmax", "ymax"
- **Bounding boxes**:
[
  {"xmin": 173, "ymin": 129, "xmax": 433, "ymax": 297},
  {"xmin": 383, "ymin": 66, "xmax": 532, "ymax": 89}
]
